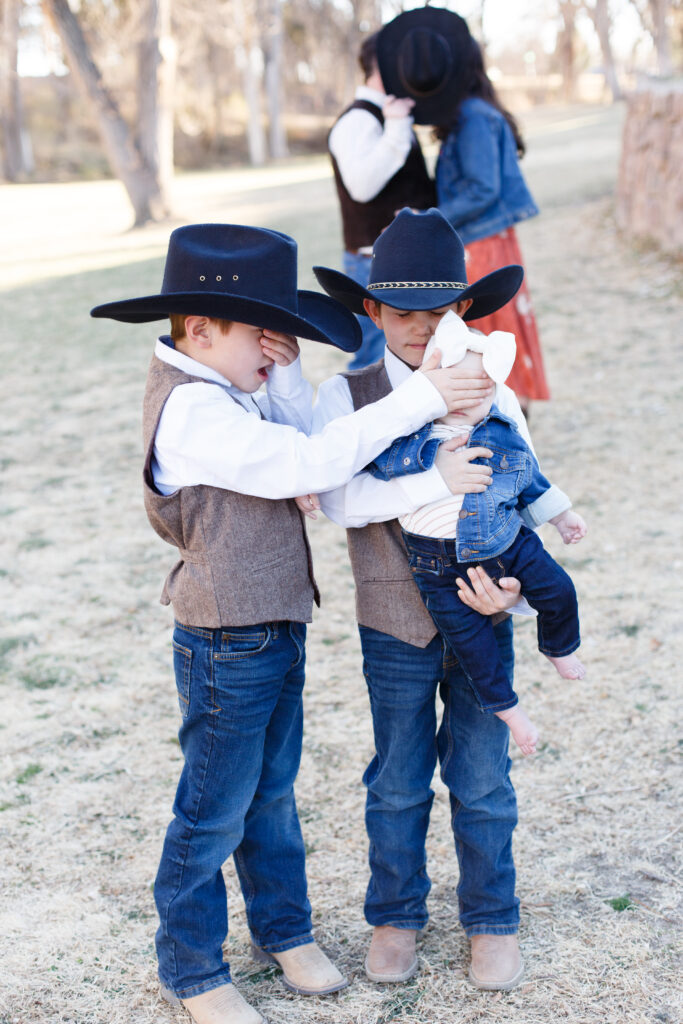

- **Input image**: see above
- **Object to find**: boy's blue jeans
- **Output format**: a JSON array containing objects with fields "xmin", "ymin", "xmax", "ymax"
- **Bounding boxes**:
[
  {"xmin": 154, "ymin": 621, "xmax": 313, "ymax": 999},
  {"xmin": 359, "ymin": 616, "xmax": 519, "ymax": 936},
  {"xmin": 343, "ymin": 250, "xmax": 386, "ymax": 370},
  {"xmin": 403, "ymin": 525, "xmax": 580, "ymax": 712}
]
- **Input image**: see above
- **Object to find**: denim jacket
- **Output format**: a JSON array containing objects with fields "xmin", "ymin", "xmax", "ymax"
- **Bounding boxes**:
[
  {"xmin": 367, "ymin": 405, "xmax": 566, "ymax": 562},
  {"xmin": 435, "ymin": 97, "xmax": 539, "ymax": 245}
]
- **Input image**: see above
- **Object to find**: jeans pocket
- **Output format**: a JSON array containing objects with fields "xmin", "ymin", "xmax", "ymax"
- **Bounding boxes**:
[
  {"xmin": 216, "ymin": 626, "xmax": 271, "ymax": 660},
  {"xmin": 172, "ymin": 640, "xmax": 193, "ymax": 717},
  {"xmin": 409, "ymin": 553, "xmax": 444, "ymax": 576}
]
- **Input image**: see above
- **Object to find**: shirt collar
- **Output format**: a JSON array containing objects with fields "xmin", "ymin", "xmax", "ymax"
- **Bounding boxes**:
[
  {"xmin": 155, "ymin": 336, "xmax": 236, "ymax": 389},
  {"xmin": 384, "ymin": 346, "xmax": 415, "ymax": 389},
  {"xmin": 356, "ymin": 84, "xmax": 387, "ymax": 107}
]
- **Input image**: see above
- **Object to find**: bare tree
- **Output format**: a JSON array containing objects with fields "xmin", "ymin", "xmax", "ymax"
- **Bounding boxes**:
[
  {"xmin": 629, "ymin": 0, "xmax": 675, "ymax": 74},
  {"xmin": 557, "ymin": 0, "xmax": 581, "ymax": 100},
  {"xmin": 583, "ymin": 0, "xmax": 623, "ymax": 99},
  {"xmin": 234, "ymin": 0, "xmax": 266, "ymax": 165},
  {"xmin": 137, "ymin": 0, "xmax": 176, "ymax": 197},
  {"xmin": 1, "ymin": 0, "xmax": 34, "ymax": 179},
  {"xmin": 43, "ymin": 0, "xmax": 169, "ymax": 225},
  {"xmin": 263, "ymin": 0, "xmax": 288, "ymax": 159}
]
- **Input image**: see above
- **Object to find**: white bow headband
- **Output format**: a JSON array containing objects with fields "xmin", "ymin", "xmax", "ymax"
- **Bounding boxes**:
[{"xmin": 423, "ymin": 309, "xmax": 516, "ymax": 384}]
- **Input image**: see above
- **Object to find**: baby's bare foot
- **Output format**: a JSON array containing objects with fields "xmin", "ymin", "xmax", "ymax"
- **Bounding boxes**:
[
  {"xmin": 546, "ymin": 652, "xmax": 585, "ymax": 679},
  {"xmin": 496, "ymin": 705, "xmax": 539, "ymax": 756}
]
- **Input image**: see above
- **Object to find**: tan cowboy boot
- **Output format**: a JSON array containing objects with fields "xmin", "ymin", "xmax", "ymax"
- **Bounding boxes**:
[
  {"xmin": 365, "ymin": 925, "xmax": 419, "ymax": 983},
  {"xmin": 251, "ymin": 940, "xmax": 347, "ymax": 995},
  {"xmin": 160, "ymin": 982, "xmax": 266, "ymax": 1024},
  {"xmin": 468, "ymin": 934, "xmax": 524, "ymax": 991}
]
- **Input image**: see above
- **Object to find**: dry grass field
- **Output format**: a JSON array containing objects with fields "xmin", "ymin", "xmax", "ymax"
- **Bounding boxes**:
[{"xmin": 0, "ymin": 103, "xmax": 681, "ymax": 1024}]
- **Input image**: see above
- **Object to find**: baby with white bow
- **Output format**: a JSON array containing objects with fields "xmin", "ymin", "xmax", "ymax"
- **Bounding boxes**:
[{"xmin": 362, "ymin": 311, "xmax": 587, "ymax": 756}]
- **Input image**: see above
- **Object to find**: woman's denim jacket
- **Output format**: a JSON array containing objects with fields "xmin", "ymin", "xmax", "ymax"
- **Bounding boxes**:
[
  {"xmin": 436, "ymin": 97, "xmax": 539, "ymax": 245},
  {"xmin": 366, "ymin": 405, "xmax": 569, "ymax": 563}
]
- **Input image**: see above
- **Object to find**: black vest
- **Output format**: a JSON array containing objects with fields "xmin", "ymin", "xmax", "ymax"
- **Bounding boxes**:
[{"xmin": 329, "ymin": 100, "xmax": 436, "ymax": 252}]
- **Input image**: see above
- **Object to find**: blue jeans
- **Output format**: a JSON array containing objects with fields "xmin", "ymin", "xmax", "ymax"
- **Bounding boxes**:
[
  {"xmin": 359, "ymin": 618, "xmax": 519, "ymax": 936},
  {"xmin": 155, "ymin": 621, "xmax": 313, "ymax": 999},
  {"xmin": 404, "ymin": 525, "xmax": 580, "ymax": 712},
  {"xmin": 343, "ymin": 250, "xmax": 386, "ymax": 370}
]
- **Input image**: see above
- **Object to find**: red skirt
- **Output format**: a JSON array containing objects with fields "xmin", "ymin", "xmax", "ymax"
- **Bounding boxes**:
[{"xmin": 465, "ymin": 228, "xmax": 549, "ymax": 402}]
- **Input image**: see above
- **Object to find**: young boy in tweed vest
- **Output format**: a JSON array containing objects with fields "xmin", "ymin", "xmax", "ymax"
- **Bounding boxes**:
[{"xmin": 90, "ymin": 222, "xmax": 495, "ymax": 1024}]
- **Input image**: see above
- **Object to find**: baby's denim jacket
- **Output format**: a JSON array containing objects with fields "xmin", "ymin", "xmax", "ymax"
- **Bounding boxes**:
[{"xmin": 367, "ymin": 405, "xmax": 556, "ymax": 563}]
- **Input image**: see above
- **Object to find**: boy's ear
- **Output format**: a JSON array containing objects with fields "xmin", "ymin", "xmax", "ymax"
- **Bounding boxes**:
[
  {"xmin": 363, "ymin": 298, "xmax": 383, "ymax": 328},
  {"xmin": 456, "ymin": 298, "xmax": 473, "ymax": 316},
  {"xmin": 184, "ymin": 315, "xmax": 211, "ymax": 347}
]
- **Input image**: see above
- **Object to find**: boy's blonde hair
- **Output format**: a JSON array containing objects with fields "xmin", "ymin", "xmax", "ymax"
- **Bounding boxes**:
[{"xmin": 169, "ymin": 313, "xmax": 232, "ymax": 342}]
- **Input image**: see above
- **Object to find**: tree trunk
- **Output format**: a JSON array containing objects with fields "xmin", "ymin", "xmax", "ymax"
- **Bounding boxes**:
[
  {"xmin": 234, "ymin": 0, "xmax": 267, "ymax": 165},
  {"xmin": 137, "ymin": 0, "xmax": 175, "ymax": 202},
  {"xmin": 650, "ymin": 0, "xmax": 673, "ymax": 75},
  {"xmin": 558, "ymin": 1, "xmax": 579, "ymax": 102},
  {"xmin": 44, "ymin": 0, "xmax": 167, "ymax": 225},
  {"xmin": 586, "ymin": 0, "xmax": 623, "ymax": 100},
  {"xmin": 263, "ymin": 0, "xmax": 288, "ymax": 159},
  {"xmin": 1, "ymin": 0, "xmax": 33, "ymax": 179}
]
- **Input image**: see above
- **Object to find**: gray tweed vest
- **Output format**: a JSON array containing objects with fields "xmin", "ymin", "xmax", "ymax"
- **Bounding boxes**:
[{"xmin": 142, "ymin": 354, "xmax": 319, "ymax": 627}]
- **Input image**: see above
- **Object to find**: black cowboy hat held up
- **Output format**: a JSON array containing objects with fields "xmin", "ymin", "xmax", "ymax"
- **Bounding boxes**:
[
  {"xmin": 313, "ymin": 208, "xmax": 523, "ymax": 322},
  {"xmin": 90, "ymin": 223, "xmax": 362, "ymax": 353},
  {"xmin": 377, "ymin": 7, "xmax": 473, "ymax": 125}
]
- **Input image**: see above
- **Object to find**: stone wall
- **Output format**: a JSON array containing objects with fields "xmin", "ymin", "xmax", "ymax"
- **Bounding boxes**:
[{"xmin": 616, "ymin": 84, "xmax": 683, "ymax": 255}]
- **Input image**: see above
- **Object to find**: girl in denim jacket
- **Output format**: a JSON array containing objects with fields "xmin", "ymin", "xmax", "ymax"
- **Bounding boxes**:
[
  {"xmin": 366, "ymin": 312, "xmax": 587, "ymax": 757},
  {"xmin": 435, "ymin": 38, "xmax": 549, "ymax": 412}
]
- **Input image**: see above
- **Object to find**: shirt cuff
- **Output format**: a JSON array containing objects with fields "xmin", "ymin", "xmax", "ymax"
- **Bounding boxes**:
[
  {"xmin": 521, "ymin": 484, "xmax": 571, "ymax": 527},
  {"xmin": 383, "ymin": 116, "xmax": 414, "ymax": 152},
  {"xmin": 508, "ymin": 596, "xmax": 538, "ymax": 618},
  {"xmin": 266, "ymin": 355, "xmax": 304, "ymax": 397},
  {"xmin": 395, "ymin": 465, "xmax": 451, "ymax": 507},
  {"xmin": 391, "ymin": 370, "xmax": 448, "ymax": 423}
]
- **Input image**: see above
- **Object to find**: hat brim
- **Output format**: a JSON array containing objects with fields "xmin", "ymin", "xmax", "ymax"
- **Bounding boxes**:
[
  {"xmin": 377, "ymin": 8, "xmax": 471, "ymax": 125},
  {"xmin": 313, "ymin": 265, "xmax": 523, "ymax": 322},
  {"xmin": 90, "ymin": 289, "xmax": 361, "ymax": 353}
]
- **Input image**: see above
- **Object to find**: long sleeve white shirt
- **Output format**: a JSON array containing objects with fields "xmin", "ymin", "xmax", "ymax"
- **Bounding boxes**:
[
  {"xmin": 312, "ymin": 346, "xmax": 570, "ymax": 530},
  {"xmin": 328, "ymin": 85, "xmax": 415, "ymax": 204},
  {"xmin": 150, "ymin": 339, "xmax": 448, "ymax": 499}
]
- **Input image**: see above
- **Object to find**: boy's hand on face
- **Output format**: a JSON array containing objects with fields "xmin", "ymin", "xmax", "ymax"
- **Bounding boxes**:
[
  {"xmin": 420, "ymin": 349, "xmax": 495, "ymax": 412},
  {"xmin": 550, "ymin": 509, "xmax": 587, "ymax": 545},
  {"xmin": 456, "ymin": 566, "xmax": 522, "ymax": 614},
  {"xmin": 435, "ymin": 438, "xmax": 493, "ymax": 494},
  {"xmin": 260, "ymin": 330, "xmax": 300, "ymax": 367},
  {"xmin": 295, "ymin": 493, "xmax": 320, "ymax": 520}
]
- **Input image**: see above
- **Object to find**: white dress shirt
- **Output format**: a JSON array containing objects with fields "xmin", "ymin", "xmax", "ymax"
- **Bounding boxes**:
[
  {"xmin": 328, "ymin": 85, "xmax": 415, "ymax": 204},
  {"xmin": 150, "ymin": 338, "xmax": 448, "ymax": 499}
]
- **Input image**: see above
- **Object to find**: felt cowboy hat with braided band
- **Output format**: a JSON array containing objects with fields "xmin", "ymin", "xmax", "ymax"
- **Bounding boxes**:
[
  {"xmin": 90, "ymin": 222, "xmax": 362, "ymax": 352},
  {"xmin": 313, "ymin": 208, "xmax": 523, "ymax": 322}
]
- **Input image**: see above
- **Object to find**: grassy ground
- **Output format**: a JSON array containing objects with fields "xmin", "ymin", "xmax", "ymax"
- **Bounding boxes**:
[{"xmin": 0, "ymin": 103, "xmax": 681, "ymax": 1024}]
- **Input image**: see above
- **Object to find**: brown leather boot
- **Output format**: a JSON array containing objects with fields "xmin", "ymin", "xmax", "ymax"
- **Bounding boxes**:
[
  {"xmin": 365, "ymin": 925, "xmax": 419, "ymax": 983},
  {"xmin": 468, "ymin": 934, "xmax": 523, "ymax": 990},
  {"xmin": 251, "ymin": 940, "xmax": 347, "ymax": 995},
  {"xmin": 160, "ymin": 982, "xmax": 266, "ymax": 1024}
]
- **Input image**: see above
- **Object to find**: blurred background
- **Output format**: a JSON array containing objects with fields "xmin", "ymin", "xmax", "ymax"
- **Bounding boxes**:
[{"xmin": 1, "ymin": 0, "xmax": 681, "ymax": 227}]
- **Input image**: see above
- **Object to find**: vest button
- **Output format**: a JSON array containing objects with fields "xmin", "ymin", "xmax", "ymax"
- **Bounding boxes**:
[{"xmin": 458, "ymin": 509, "xmax": 468, "ymax": 519}]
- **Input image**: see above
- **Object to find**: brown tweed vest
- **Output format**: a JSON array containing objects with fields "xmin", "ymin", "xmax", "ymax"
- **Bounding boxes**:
[
  {"xmin": 142, "ymin": 355, "xmax": 319, "ymax": 627},
  {"xmin": 343, "ymin": 361, "xmax": 438, "ymax": 648}
]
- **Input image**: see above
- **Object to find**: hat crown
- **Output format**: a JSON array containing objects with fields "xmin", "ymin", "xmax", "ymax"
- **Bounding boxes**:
[
  {"xmin": 369, "ymin": 208, "xmax": 468, "ymax": 289},
  {"xmin": 398, "ymin": 29, "xmax": 451, "ymax": 95},
  {"xmin": 161, "ymin": 223, "xmax": 299, "ymax": 314}
]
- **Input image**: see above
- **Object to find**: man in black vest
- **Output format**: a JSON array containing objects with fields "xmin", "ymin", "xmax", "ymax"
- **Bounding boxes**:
[{"xmin": 328, "ymin": 31, "xmax": 435, "ymax": 370}]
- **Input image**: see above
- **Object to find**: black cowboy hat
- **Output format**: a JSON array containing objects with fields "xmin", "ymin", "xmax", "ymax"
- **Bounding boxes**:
[
  {"xmin": 377, "ymin": 7, "xmax": 473, "ymax": 125},
  {"xmin": 90, "ymin": 223, "xmax": 362, "ymax": 352},
  {"xmin": 313, "ymin": 208, "xmax": 523, "ymax": 322}
]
